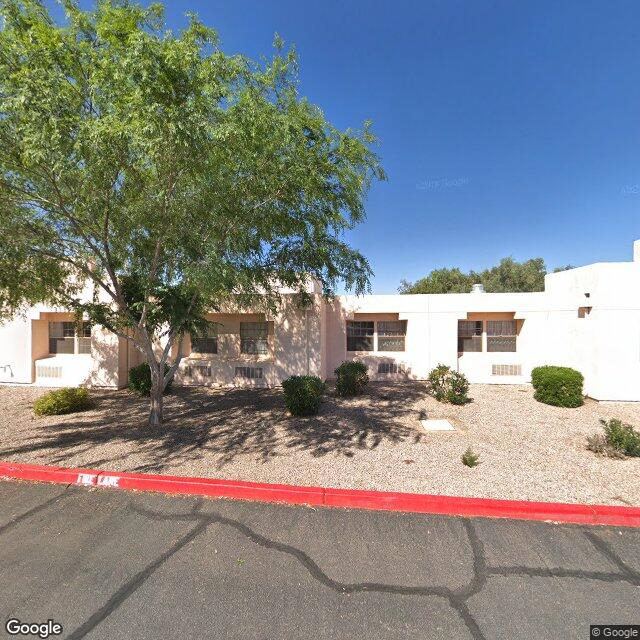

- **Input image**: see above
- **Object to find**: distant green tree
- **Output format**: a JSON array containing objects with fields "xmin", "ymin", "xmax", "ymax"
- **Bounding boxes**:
[
  {"xmin": 400, "ymin": 258, "xmax": 574, "ymax": 294},
  {"xmin": 398, "ymin": 268, "xmax": 472, "ymax": 294}
]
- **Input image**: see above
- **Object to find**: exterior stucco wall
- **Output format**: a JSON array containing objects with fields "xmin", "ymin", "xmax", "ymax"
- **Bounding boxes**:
[
  {"xmin": 2, "ymin": 242, "xmax": 640, "ymax": 400},
  {"xmin": 0, "ymin": 316, "xmax": 33, "ymax": 383},
  {"xmin": 174, "ymin": 296, "xmax": 324, "ymax": 388}
]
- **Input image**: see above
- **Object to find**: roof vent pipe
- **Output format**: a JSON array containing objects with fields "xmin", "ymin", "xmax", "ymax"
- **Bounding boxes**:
[{"xmin": 471, "ymin": 283, "xmax": 485, "ymax": 294}]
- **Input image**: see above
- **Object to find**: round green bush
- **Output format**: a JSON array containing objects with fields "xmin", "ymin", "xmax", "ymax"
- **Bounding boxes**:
[
  {"xmin": 282, "ymin": 375, "xmax": 325, "ymax": 416},
  {"xmin": 334, "ymin": 361, "xmax": 369, "ymax": 396},
  {"xmin": 531, "ymin": 365, "xmax": 584, "ymax": 407},
  {"xmin": 33, "ymin": 388, "xmax": 91, "ymax": 416},
  {"xmin": 128, "ymin": 362, "xmax": 172, "ymax": 397},
  {"xmin": 426, "ymin": 364, "xmax": 470, "ymax": 405}
]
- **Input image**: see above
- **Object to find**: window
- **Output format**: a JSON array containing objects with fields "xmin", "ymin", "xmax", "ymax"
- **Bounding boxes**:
[
  {"xmin": 240, "ymin": 322, "xmax": 269, "ymax": 355},
  {"xmin": 487, "ymin": 320, "xmax": 517, "ymax": 352},
  {"xmin": 77, "ymin": 323, "xmax": 92, "ymax": 354},
  {"xmin": 49, "ymin": 322, "xmax": 91, "ymax": 355},
  {"xmin": 377, "ymin": 321, "xmax": 407, "ymax": 352},
  {"xmin": 235, "ymin": 366, "xmax": 263, "ymax": 379},
  {"xmin": 346, "ymin": 321, "xmax": 374, "ymax": 352},
  {"xmin": 458, "ymin": 320, "xmax": 482, "ymax": 352},
  {"xmin": 191, "ymin": 324, "xmax": 218, "ymax": 355}
]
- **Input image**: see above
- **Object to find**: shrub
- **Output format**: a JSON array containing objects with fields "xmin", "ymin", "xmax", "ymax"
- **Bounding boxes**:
[
  {"xmin": 587, "ymin": 418, "xmax": 640, "ymax": 458},
  {"xmin": 461, "ymin": 447, "xmax": 480, "ymax": 468},
  {"xmin": 531, "ymin": 365, "xmax": 584, "ymax": 407},
  {"xmin": 586, "ymin": 433, "xmax": 626, "ymax": 459},
  {"xmin": 282, "ymin": 375, "xmax": 325, "ymax": 416},
  {"xmin": 426, "ymin": 364, "xmax": 470, "ymax": 405},
  {"xmin": 128, "ymin": 362, "xmax": 172, "ymax": 397},
  {"xmin": 33, "ymin": 388, "xmax": 91, "ymax": 416},
  {"xmin": 334, "ymin": 361, "xmax": 369, "ymax": 396}
]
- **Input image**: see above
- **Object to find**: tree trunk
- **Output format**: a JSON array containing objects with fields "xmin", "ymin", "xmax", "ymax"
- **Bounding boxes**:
[
  {"xmin": 148, "ymin": 363, "xmax": 164, "ymax": 427},
  {"xmin": 149, "ymin": 383, "xmax": 163, "ymax": 426}
]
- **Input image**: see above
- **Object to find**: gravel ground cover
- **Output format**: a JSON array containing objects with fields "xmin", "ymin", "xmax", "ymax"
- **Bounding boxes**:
[{"xmin": 0, "ymin": 382, "xmax": 639, "ymax": 506}]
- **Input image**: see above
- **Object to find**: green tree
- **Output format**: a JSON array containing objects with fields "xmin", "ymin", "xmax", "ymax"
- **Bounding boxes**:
[
  {"xmin": 399, "ymin": 257, "xmax": 572, "ymax": 294},
  {"xmin": 0, "ymin": 0, "xmax": 384, "ymax": 425},
  {"xmin": 398, "ymin": 268, "xmax": 473, "ymax": 294}
]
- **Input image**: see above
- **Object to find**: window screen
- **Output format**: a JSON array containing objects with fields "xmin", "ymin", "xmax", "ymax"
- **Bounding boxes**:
[
  {"xmin": 192, "ymin": 324, "xmax": 218, "ymax": 354},
  {"xmin": 49, "ymin": 322, "xmax": 75, "ymax": 354},
  {"xmin": 377, "ymin": 320, "xmax": 407, "ymax": 352},
  {"xmin": 457, "ymin": 320, "xmax": 482, "ymax": 352},
  {"xmin": 487, "ymin": 320, "xmax": 517, "ymax": 352},
  {"xmin": 346, "ymin": 321, "xmax": 374, "ymax": 352},
  {"xmin": 49, "ymin": 322, "xmax": 91, "ymax": 354},
  {"xmin": 240, "ymin": 322, "xmax": 268, "ymax": 355}
]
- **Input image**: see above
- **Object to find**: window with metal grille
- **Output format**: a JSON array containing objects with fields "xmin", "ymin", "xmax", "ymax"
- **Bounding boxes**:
[
  {"xmin": 346, "ymin": 321, "xmax": 374, "ymax": 352},
  {"xmin": 487, "ymin": 320, "xmax": 517, "ymax": 352},
  {"xmin": 49, "ymin": 322, "xmax": 91, "ymax": 354},
  {"xmin": 240, "ymin": 322, "xmax": 268, "ymax": 355},
  {"xmin": 191, "ymin": 324, "xmax": 218, "ymax": 355},
  {"xmin": 378, "ymin": 362, "xmax": 403, "ymax": 374},
  {"xmin": 234, "ymin": 366, "xmax": 263, "ymax": 379},
  {"xmin": 458, "ymin": 320, "xmax": 482, "ymax": 352},
  {"xmin": 377, "ymin": 320, "xmax": 407, "ymax": 352}
]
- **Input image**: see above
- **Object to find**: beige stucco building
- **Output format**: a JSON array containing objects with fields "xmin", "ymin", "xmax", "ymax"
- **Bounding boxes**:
[{"xmin": 2, "ymin": 240, "xmax": 640, "ymax": 402}]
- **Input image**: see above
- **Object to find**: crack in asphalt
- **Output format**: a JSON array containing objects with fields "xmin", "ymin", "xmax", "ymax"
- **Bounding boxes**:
[
  {"xmin": 64, "ymin": 502, "xmax": 640, "ymax": 640},
  {"xmin": 65, "ymin": 519, "xmax": 210, "ymax": 640},
  {"xmin": 0, "ymin": 485, "xmax": 72, "ymax": 536}
]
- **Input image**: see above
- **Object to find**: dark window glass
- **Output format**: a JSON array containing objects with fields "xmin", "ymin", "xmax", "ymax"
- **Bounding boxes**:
[
  {"xmin": 192, "ymin": 324, "xmax": 218, "ymax": 354},
  {"xmin": 49, "ymin": 322, "xmax": 75, "ymax": 354},
  {"xmin": 377, "ymin": 320, "xmax": 407, "ymax": 351},
  {"xmin": 346, "ymin": 321, "xmax": 374, "ymax": 351},
  {"xmin": 49, "ymin": 321, "xmax": 91, "ymax": 354},
  {"xmin": 240, "ymin": 322, "xmax": 268, "ymax": 355},
  {"xmin": 457, "ymin": 320, "xmax": 482, "ymax": 353}
]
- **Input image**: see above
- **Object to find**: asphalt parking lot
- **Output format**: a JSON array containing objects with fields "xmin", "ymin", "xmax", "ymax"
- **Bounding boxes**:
[{"xmin": 0, "ymin": 480, "xmax": 638, "ymax": 639}]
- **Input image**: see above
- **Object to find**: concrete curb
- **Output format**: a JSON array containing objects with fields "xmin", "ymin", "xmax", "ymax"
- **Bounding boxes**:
[{"xmin": 1, "ymin": 460, "xmax": 639, "ymax": 527}]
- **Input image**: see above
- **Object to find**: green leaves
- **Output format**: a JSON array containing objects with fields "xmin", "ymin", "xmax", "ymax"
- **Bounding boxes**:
[
  {"xmin": 0, "ymin": 0, "xmax": 384, "ymax": 412},
  {"xmin": 400, "ymin": 257, "xmax": 550, "ymax": 294}
]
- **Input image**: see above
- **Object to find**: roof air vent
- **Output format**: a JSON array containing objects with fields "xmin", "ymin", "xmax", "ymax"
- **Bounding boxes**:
[{"xmin": 471, "ymin": 283, "xmax": 485, "ymax": 294}]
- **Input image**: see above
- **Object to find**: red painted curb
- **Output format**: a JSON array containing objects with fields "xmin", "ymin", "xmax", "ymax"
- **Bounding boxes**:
[{"xmin": 1, "ymin": 460, "xmax": 639, "ymax": 527}]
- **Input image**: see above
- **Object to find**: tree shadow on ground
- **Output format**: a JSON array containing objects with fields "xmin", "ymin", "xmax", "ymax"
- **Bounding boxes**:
[{"xmin": 0, "ymin": 382, "xmax": 427, "ymax": 473}]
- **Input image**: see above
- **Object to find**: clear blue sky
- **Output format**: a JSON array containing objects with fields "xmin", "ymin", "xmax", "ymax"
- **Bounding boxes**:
[{"xmin": 48, "ymin": 0, "xmax": 640, "ymax": 292}]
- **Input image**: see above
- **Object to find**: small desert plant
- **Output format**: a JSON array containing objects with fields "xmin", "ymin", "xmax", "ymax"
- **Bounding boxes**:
[
  {"xmin": 128, "ymin": 362, "xmax": 172, "ymax": 397},
  {"xmin": 586, "ymin": 434, "xmax": 626, "ymax": 459},
  {"xmin": 531, "ymin": 365, "xmax": 584, "ymax": 407},
  {"xmin": 587, "ymin": 418, "xmax": 640, "ymax": 458},
  {"xmin": 461, "ymin": 447, "xmax": 480, "ymax": 468},
  {"xmin": 334, "ymin": 361, "xmax": 369, "ymax": 396},
  {"xmin": 282, "ymin": 375, "xmax": 325, "ymax": 416},
  {"xmin": 426, "ymin": 364, "xmax": 470, "ymax": 405},
  {"xmin": 33, "ymin": 388, "xmax": 91, "ymax": 416}
]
